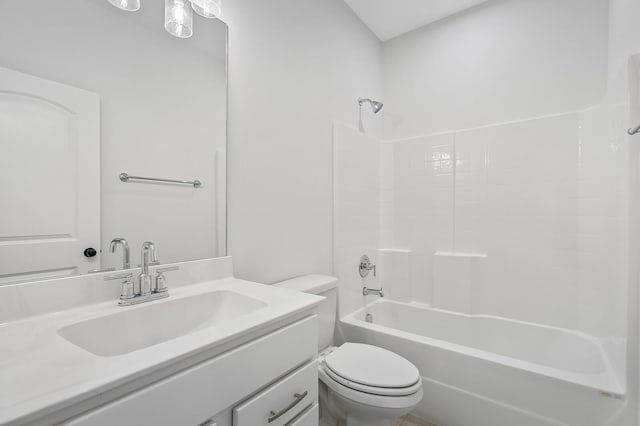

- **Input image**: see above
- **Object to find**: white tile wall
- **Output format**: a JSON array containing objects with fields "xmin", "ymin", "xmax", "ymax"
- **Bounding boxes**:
[
  {"xmin": 333, "ymin": 124, "xmax": 381, "ymax": 317},
  {"xmin": 381, "ymin": 108, "xmax": 628, "ymax": 342},
  {"xmin": 379, "ymin": 249, "xmax": 412, "ymax": 302},
  {"xmin": 454, "ymin": 128, "xmax": 489, "ymax": 253},
  {"xmin": 433, "ymin": 252, "xmax": 487, "ymax": 313},
  {"xmin": 577, "ymin": 104, "xmax": 629, "ymax": 386},
  {"xmin": 388, "ymin": 133, "xmax": 455, "ymax": 304},
  {"xmin": 483, "ymin": 113, "xmax": 580, "ymax": 329}
]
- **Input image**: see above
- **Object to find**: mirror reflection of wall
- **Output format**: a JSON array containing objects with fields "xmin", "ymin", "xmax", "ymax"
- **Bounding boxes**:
[{"xmin": 0, "ymin": 0, "xmax": 227, "ymax": 284}]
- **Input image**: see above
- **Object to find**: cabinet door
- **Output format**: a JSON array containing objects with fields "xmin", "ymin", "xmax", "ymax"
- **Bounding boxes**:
[{"xmin": 0, "ymin": 66, "xmax": 100, "ymax": 283}]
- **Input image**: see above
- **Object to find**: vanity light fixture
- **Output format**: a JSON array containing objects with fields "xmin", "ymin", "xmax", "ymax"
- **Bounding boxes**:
[
  {"xmin": 165, "ymin": 0, "xmax": 194, "ymax": 38},
  {"xmin": 108, "ymin": 0, "xmax": 140, "ymax": 11},
  {"xmin": 191, "ymin": 0, "xmax": 221, "ymax": 18},
  {"xmin": 106, "ymin": 0, "xmax": 222, "ymax": 38}
]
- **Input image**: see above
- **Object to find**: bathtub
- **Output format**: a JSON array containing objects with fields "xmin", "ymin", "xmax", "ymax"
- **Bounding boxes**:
[{"xmin": 340, "ymin": 300, "xmax": 627, "ymax": 426}]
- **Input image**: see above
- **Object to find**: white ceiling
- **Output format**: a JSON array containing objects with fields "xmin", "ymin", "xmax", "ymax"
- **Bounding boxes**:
[{"xmin": 343, "ymin": 0, "xmax": 489, "ymax": 41}]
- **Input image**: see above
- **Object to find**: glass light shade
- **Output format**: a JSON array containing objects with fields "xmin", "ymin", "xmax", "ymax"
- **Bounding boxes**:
[
  {"xmin": 190, "ymin": 0, "xmax": 221, "ymax": 18},
  {"xmin": 165, "ymin": 0, "xmax": 193, "ymax": 38},
  {"xmin": 107, "ymin": 0, "xmax": 140, "ymax": 11}
]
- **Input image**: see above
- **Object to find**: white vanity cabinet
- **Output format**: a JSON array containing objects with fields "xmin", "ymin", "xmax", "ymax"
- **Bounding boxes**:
[{"xmin": 62, "ymin": 315, "xmax": 318, "ymax": 426}]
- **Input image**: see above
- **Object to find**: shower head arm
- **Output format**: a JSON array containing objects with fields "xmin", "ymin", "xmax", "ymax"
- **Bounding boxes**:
[{"xmin": 358, "ymin": 97, "xmax": 383, "ymax": 114}]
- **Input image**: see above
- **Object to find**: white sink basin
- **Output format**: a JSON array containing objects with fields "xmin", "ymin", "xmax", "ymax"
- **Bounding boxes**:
[{"xmin": 57, "ymin": 291, "xmax": 267, "ymax": 357}]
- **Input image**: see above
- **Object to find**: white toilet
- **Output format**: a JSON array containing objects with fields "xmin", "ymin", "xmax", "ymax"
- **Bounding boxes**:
[{"xmin": 276, "ymin": 275, "xmax": 423, "ymax": 426}]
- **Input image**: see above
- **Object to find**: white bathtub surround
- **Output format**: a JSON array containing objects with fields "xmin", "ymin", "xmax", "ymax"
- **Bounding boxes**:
[
  {"xmin": 383, "ymin": 107, "xmax": 629, "ymax": 339},
  {"xmin": 432, "ymin": 252, "xmax": 487, "ymax": 314},
  {"xmin": 342, "ymin": 300, "xmax": 625, "ymax": 426},
  {"xmin": 0, "ymin": 257, "xmax": 323, "ymax": 425},
  {"xmin": 383, "ymin": 132, "xmax": 455, "ymax": 306},
  {"xmin": 333, "ymin": 124, "xmax": 382, "ymax": 318},
  {"xmin": 378, "ymin": 249, "xmax": 412, "ymax": 303}
]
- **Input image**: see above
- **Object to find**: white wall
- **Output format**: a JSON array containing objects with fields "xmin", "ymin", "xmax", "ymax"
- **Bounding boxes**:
[
  {"xmin": 221, "ymin": 0, "xmax": 382, "ymax": 284},
  {"xmin": 0, "ymin": 0, "xmax": 227, "ymax": 268},
  {"xmin": 381, "ymin": 0, "xmax": 609, "ymax": 140}
]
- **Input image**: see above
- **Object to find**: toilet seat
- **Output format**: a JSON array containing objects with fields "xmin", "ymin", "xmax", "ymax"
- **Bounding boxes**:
[
  {"xmin": 318, "ymin": 365, "xmax": 424, "ymax": 411},
  {"xmin": 323, "ymin": 364, "xmax": 422, "ymax": 396},
  {"xmin": 320, "ymin": 343, "xmax": 421, "ymax": 397}
]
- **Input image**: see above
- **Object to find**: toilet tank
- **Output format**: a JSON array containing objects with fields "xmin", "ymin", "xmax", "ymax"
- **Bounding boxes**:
[{"xmin": 275, "ymin": 275, "xmax": 338, "ymax": 351}]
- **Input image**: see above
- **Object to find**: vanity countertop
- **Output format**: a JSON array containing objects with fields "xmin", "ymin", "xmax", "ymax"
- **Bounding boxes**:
[{"xmin": 0, "ymin": 276, "xmax": 323, "ymax": 425}]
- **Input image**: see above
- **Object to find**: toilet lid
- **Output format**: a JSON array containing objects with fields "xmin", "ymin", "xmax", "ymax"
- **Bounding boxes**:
[{"xmin": 324, "ymin": 343, "xmax": 420, "ymax": 389}]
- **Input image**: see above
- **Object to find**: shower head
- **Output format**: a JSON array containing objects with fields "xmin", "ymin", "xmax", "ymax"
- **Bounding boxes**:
[{"xmin": 358, "ymin": 98, "xmax": 384, "ymax": 114}]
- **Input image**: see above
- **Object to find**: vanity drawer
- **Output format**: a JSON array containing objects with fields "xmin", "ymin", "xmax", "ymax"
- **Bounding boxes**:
[
  {"xmin": 289, "ymin": 403, "xmax": 319, "ymax": 426},
  {"xmin": 233, "ymin": 360, "xmax": 318, "ymax": 426}
]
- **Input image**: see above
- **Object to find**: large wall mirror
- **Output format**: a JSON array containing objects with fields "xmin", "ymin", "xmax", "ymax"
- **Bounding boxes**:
[{"xmin": 0, "ymin": 0, "xmax": 228, "ymax": 284}]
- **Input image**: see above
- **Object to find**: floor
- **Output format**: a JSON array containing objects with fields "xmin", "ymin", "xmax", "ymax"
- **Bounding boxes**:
[
  {"xmin": 392, "ymin": 414, "xmax": 436, "ymax": 426},
  {"xmin": 320, "ymin": 413, "xmax": 435, "ymax": 426}
]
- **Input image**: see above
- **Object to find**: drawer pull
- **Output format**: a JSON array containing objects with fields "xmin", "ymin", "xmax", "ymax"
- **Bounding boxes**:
[{"xmin": 267, "ymin": 391, "xmax": 308, "ymax": 423}]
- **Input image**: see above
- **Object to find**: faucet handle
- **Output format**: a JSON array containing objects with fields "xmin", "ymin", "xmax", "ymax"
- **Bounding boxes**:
[
  {"xmin": 154, "ymin": 266, "xmax": 179, "ymax": 294},
  {"xmin": 104, "ymin": 272, "xmax": 133, "ymax": 281},
  {"xmin": 359, "ymin": 254, "xmax": 376, "ymax": 278},
  {"xmin": 104, "ymin": 273, "xmax": 135, "ymax": 301}
]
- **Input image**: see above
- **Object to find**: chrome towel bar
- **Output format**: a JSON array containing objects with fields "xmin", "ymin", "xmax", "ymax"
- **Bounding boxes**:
[{"xmin": 119, "ymin": 173, "xmax": 202, "ymax": 188}]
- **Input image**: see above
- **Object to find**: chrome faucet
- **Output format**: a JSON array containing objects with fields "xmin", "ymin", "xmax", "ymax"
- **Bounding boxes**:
[
  {"xmin": 109, "ymin": 238, "xmax": 130, "ymax": 270},
  {"xmin": 363, "ymin": 286, "xmax": 384, "ymax": 297},
  {"xmin": 360, "ymin": 254, "xmax": 383, "ymax": 297},
  {"xmin": 140, "ymin": 241, "xmax": 157, "ymax": 297},
  {"xmin": 359, "ymin": 255, "xmax": 376, "ymax": 278},
  {"xmin": 104, "ymin": 241, "xmax": 176, "ymax": 306}
]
